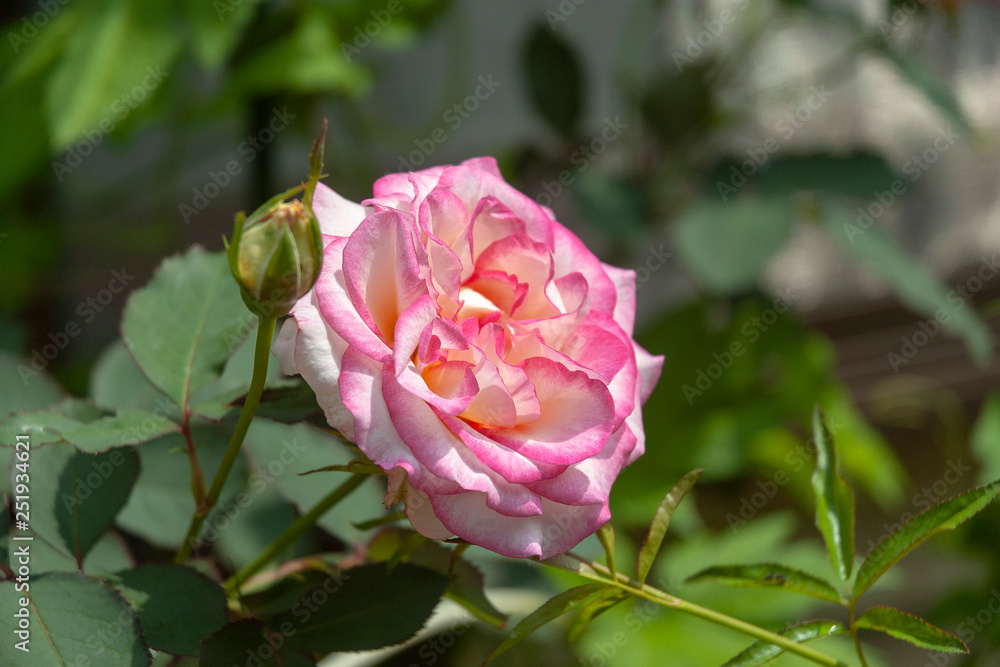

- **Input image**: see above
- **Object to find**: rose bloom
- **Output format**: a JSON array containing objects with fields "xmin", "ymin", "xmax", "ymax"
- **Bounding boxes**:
[{"xmin": 273, "ymin": 158, "xmax": 662, "ymax": 558}]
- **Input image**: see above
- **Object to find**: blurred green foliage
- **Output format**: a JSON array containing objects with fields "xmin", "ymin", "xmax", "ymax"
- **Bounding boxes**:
[{"xmin": 3, "ymin": 0, "xmax": 1000, "ymax": 664}]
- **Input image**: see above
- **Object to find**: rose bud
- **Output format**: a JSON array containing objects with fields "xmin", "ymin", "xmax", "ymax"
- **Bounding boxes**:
[
  {"xmin": 226, "ymin": 121, "xmax": 328, "ymax": 318},
  {"xmin": 227, "ymin": 196, "xmax": 323, "ymax": 318}
]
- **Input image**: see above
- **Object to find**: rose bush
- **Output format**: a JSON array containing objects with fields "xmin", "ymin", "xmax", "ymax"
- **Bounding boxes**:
[{"xmin": 274, "ymin": 157, "xmax": 662, "ymax": 558}]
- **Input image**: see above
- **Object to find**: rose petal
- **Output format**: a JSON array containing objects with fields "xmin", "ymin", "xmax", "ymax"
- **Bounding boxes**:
[
  {"xmin": 342, "ymin": 210, "xmax": 430, "ymax": 348},
  {"xmin": 272, "ymin": 295, "xmax": 355, "ymax": 439},
  {"xmin": 428, "ymin": 492, "xmax": 609, "ymax": 559},
  {"xmin": 315, "ymin": 237, "xmax": 392, "ymax": 362},
  {"xmin": 312, "ymin": 182, "xmax": 369, "ymax": 238},
  {"xmin": 381, "ymin": 369, "xmax": 545, "ymax": 518},
  {"xmin": 527, "ymin": 424, "xmax": 638, "ymax": 506},
  {"xmin": 479, "ymin": 357, "xmax": 615, "ymax": 466}
]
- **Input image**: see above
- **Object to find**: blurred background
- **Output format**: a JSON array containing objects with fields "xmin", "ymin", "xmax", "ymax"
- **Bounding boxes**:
[{"xmin": 3, "ymin": 0, "xmax": 1000, "ymax": 664}]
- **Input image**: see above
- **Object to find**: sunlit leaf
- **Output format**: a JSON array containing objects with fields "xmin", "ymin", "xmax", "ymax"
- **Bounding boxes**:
[
  {"xmin": 122, "ymin": 247, "xmax": 251, "ymax": 415},
  {"xmin": 853, "ymin": 479, "xmax": 1000, "ymax": 597},
  {"xmin": 486, "ymin": 583, "xmax": 608, "ymax": 663},
  {"xmin": 810, "ymin": 406, "xmax": 855, "ymax": 583},
  {"xmin": 686, "ymin": 563, "xmax": 843, "ymax": 604},
  {"xmin": 0, "ymin": 408, "xmax": 179, "ymax": 451},
  {"xmin": 637, "ymin": 469, "xmax": 703, "ymax": 584},
  {"xmin": 722, "ymin": 620, "xmax": 846, "ymax": 667},
  {"xmin": 855, "ymin": 606, "xmax": 967, "ymax": 653}
]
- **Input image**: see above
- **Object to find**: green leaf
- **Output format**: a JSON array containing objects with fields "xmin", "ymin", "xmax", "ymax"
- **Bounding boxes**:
[
  {"xmin": 0, "ymin": 508, "xmax": 7, "ymax": 564},
  {"xmin": 234, "ymin": 6, "xmax": 369, "ymax": 95},
  {"xmin": 19, "ymin": 531, "xmax": 132, "ymax": 577},
  {"xmin": 748, "ymin": 152, "xmax": 900, "ymax": 200},
  {"xmin": 0, "ymin": 407, "xmax": 180, "ymax": 451},
  {"xmin": 486, "ymin": 583, "xmax": 609, "ymax": 663},
  {"xmin": 596, "ymin": 522, "xmax": 617, "ymax": 580},
  {"xmin": 0, "ymin": 351, "xmax": 65, "ymax": 417},
  {"xmin": 878, "ymin": 45, "xmax": 971, "ymax": 134},
  {"xmin": 184, "ymin": 0, "xmax": 258, "ymax": 69},
  {"xmin": 213, "ymin": 488, "xmax": 322, "ymax": 571},
  {"xmin": 567, "ymin": 588, "xmax": 627, "ymax": 642},
  {"xmin": 200, "ymin": 621, "xmax": 316, "ymax": 667},
  {"xmin": 823, "ymin": 205, "xmax": 992, "ymax": 365},
  {"xmin": 570, "ymin": 171, "xmax": 647, "ymax": 242},
  {"xmin": 674, "ymin": 199, "xmax": 794, "ymax": 294},
  {"xmin": 722, "ymin": 620, "xmax": 846, "ymax": 667},
  {"xmin": 810, "ymin": 406, "xmax": 855, "ymax": 582},
  {"xmin": 122, "ymin": 247, "xmax": 252, "ymax": 414},
  {"xmin": 685, "ymin": 563, "xmax": 843, "ymax": 604},
  {"xmin": 112, "ymin": 563, "xmax": 228, "ymax": 656},
  {"xmin": 0, "ymin": 351, "xmax": 65, "ymax": 494},
  {"xmin": 638, "ymin": 469, "xmax": 703, "ymax": 584},
  {"xmin": 44, "ymin": 0, "xmax": 181, "ymax": 148},
  {"xmin": 238, "ymin": 567, "xmax": 340, "ymax": 618},
  {"xmin": 367, "ymin": 528, "xmax": 508, "ymax": 628},
  {"xmin": 853, "ymin": 479, "xmax": 1000, "ymax": 597},
  {"xmin": 188, "ymin": 319, "xmax": 293, "ymax": 419},
  {"xmin": 972, "ymin": 393, "xmax": 1000, "ymax": 484},
  {"xmin": 855, "ymin": 606, "xmax": 967, "ymax": 653},
  {"xmin": 0, "ymin": 573, "xmax": 151, "ymax": 666},
  {"xmin": 90, "ymin": 340, "xmax": 178, "ymax": 418},
  {"xmin": 521, "ymin": 23, "xmax": 584, "ymax": 137},
  {"xmin": 116, "ymin": 428, "xmax": 244, "ymax": 548},
  {"xmin": 640, "ymin": 63, "xmax": 716, "ymax": 148},
  {"xmin": 242, "ymin": 419, "xmax": 382, "ymax": 541},
  {"xmin": 26, "ymin": 444, "xmax": 139, "ymax": 566},
  {"xmin": 269, "ymin": 562, "xmax": 449, "ymax": 652}
]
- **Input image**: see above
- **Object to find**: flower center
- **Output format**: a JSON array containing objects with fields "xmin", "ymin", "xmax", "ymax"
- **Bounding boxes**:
[{"xmin": 456, "ymin": 286, "xmax": 503, "ymax": 320}]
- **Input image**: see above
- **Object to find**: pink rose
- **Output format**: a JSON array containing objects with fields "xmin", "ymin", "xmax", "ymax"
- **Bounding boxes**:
[{"xmin": 273, "ymin": 157, "xmax": 662, "ymax": 558}]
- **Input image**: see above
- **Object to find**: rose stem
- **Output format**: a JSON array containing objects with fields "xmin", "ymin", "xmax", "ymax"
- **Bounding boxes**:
[
  {"xmin": 175, "ymin": 316, "xmax": 277, "ymax": 564},
  {"xmin": 223, "ymin": 471, "xmax": 370, "ymax": 594},
  {"xmin": 543, "ymin": 553, "xmax": 851, "ymax": 667}
]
